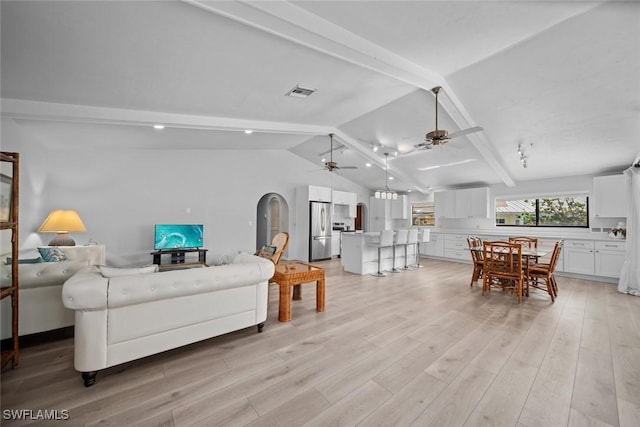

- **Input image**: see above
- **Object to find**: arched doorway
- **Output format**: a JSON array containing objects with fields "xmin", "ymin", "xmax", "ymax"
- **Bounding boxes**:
[{"xmin": 256, "ymin": 193, "xmax": 289, "ymax": 251}]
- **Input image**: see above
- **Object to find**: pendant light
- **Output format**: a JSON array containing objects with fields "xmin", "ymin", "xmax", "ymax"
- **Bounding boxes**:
[{"xmin": 374, "ymin": 153, "xmax": 398, "ymax": 200}]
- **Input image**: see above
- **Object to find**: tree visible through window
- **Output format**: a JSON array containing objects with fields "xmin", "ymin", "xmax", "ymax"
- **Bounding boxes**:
[{"xmin": 496, "ymin": 195, "xmax": 588, "ymax": 227}]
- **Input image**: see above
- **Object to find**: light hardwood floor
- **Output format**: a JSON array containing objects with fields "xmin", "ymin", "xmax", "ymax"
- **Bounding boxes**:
[{"xmin": 1, "ymin": 258, "xmax": 640, "ymax": 426}]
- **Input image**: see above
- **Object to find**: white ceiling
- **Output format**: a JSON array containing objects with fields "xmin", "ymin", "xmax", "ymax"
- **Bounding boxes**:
[{"xmin": 2, "ymin": 1, "xmax": 639, "ymax": 194}]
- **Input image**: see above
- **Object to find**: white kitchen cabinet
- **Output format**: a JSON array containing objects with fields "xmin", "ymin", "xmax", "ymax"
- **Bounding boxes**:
[
  {"xmin": 594, "ymin": 240, "xmax": 626, "ymax": 278},
  {"xmin": 331, "ymin": 231, "xmax": 341, "ymax": 257},
  {"xmin": 563, "ymin": 240, "xmax": 595, "ymax": 275},
  {"xmin": 332, "ymin": 190, "xmax": 357, "ymax": 217},
  {"xmin": 421, "ymin": 232, "xmax": 444, "ymax": 257},
  {"xmin": 391, "ymin": 195, "xmax": 408, "ymax": 219},
  {"xmin": 369, "ymin": 197, "xmax": 391, "ymax": 232},
  {"xmin": 466, "ymin": 188, "xmax": 490, "ymax": 219},
  {"xmin": 593, "ymin": 175, "xmax": 628, "ymax": 218},
  {"xmin": 443, "ymin": 234, "xmax": 470, "ymax": 261},
  {"xmin": 435, "ymin": 188, "xmax": 489, "ymax": 219},
  {"xmin": 435, "ymin": 191, "xmax": 456, "ymax": 219},
  {"xmin": 309, "ymin": 185, "xmax": 332, "ymax": 202},
  {"xmin": 347, "ymin": 192, "xmax": 357, "ymax": 217}
]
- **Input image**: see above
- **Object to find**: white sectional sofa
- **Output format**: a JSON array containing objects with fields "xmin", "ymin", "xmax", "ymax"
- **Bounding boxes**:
[
  {"xmin": 62, "ymin": 253, "xmax": 274, "ymax": 386},
  {"xmin": 0, "ymin": 245, "xmax": 105, "ymax": 339}
]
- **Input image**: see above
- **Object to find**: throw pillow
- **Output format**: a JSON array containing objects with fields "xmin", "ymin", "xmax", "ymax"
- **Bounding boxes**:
[
  {"xmin": 5, "ymin": 257, "xmax": 43, "ymax": 265},
  {"xmin": 99, "ymin": 265, "xmax": 159, "ymax": 278},
  {"xmin": 256, "ymin": 245, "xmax": 277, "ymax": 259},
  {"xmin": 37, "ymin": 247, "xmax": 67, "ymax": 262}
]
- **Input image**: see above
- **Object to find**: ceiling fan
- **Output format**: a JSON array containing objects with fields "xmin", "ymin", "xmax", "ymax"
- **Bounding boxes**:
[
  {"xmin": 322, "ymin": 133, "xmax": 358, "ymax": 172},
  {"xmin": 403, "ymin": 86, "xmax": 483, "ymax": 156}
]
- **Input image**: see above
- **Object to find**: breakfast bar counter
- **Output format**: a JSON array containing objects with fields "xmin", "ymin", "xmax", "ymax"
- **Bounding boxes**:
[{"xmin": 341, "ymin": 232, "xmax": 416, "ymax": 275}]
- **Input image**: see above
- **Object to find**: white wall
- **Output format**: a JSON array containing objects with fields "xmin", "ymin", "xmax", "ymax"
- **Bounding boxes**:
[{"xmin": 1, "ymin": 119, "xmax": 369, "ymax": 266}]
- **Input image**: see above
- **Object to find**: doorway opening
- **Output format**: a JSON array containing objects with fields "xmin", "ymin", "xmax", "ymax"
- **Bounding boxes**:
[{"xmin": 256, "ymin": 193, "xmax": 289, "ymax": 253}]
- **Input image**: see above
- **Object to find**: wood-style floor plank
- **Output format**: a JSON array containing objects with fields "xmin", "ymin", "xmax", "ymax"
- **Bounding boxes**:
[{"xmin": 1, "ymin": 258, "xmax": 639, "ymax": 427}]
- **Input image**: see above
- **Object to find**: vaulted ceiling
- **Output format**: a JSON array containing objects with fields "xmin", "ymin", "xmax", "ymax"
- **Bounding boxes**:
[{"xmin": 2, "ymin": 1, "xmax": 639, "ymax": 194}]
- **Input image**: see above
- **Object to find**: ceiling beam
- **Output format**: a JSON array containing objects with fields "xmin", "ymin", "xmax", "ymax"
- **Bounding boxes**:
[
  {"xmin": 0, "ymin": 98, "xmax": 333, "ymax": 136},
  {"xmin": 185, "ymin": 0, "xmax": 516, "ymax": 188}
]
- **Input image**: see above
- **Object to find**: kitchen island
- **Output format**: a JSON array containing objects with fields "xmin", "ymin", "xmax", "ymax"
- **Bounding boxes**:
[{"xmin": 341, "ymin": 232, "xmax": 418, "ymax": 275}]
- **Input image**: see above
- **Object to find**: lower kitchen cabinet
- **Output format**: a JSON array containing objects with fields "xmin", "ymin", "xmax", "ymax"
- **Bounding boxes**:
[
  {"xmin": 331, "ymin": 232, "xmax": 341, "ymax": 257},
  {"xmin": 443, "ymin": 234, "xmax": 470, "ymax": 261},
  {"xmin": 564, "ymin": 239, "xmax": 626, "ymax": 278},
  {"xmin": 421, "ymin": 232, "xmax": 443, "ymax": 257},
  {"xmin": 594, "ymin": 240, "xmax": 626, "ymax": 278},
  {"xmin": 563, "ymin": 240, "xmax": 595, "ymax": 275}
]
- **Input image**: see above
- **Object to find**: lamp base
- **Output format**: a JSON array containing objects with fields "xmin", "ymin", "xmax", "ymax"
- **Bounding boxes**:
[{"xmin": 48, "ymin": 233, "xmax": 76, "ymax": 246}]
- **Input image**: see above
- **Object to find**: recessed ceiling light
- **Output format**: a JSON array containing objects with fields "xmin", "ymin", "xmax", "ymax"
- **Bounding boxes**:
[
  {"xmin": 244, "ymin": 130, "xmax": 253, "ymax": 134},
  {"xmin": 153, "ymin": 124, "xmax": 165, "ymax": 130},
  {"xmin": 388, "ymin": 176, "xmax": 394, "ymax": 180},
  {"xmin": 407, "ymin": 189, "xmax": 412, "ymax": 193},
  {"xmin": 372, "ymin": 146, "xmax": 379, "ymax": 152},
  {"xmin": 365, "ymin": 163, "xmax": 372, "ymax": 167}
]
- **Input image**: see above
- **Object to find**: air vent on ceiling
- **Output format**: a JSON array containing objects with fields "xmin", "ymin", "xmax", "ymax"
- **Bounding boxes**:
[{"xmin": 285, "ymin": 85, "xmax": 316, "ymax": 98}]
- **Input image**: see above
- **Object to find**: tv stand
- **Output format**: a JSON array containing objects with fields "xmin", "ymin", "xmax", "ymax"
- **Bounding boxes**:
[{"xmin": 151, "ymin": 248, "xmax": 208, "ymax": 271}]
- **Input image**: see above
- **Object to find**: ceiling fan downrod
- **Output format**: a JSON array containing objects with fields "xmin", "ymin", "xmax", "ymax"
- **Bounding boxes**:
[{"xmin": 427, "ymin": 86, "xmax": 448, "ymax": 144}]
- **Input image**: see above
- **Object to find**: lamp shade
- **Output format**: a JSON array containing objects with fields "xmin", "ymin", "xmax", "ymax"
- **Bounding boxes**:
[{"xmin": 38, "ymin": 210, "xmax": 87, "ymax": 246}]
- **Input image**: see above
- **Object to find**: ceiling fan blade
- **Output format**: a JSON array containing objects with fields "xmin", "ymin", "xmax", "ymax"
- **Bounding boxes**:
[
  {"xmin": 337, "ymin": 165, "xmax": 358, "ymax": 169},
  {"xmin": 396, "ymin": 142, "xmax": 433, "ymax": 158},
  {"xmin": 447, "ymin": 126, "xmax": 483, "ymax": 140}
]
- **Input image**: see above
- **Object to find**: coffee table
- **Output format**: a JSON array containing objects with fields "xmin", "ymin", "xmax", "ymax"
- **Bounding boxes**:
[{"xmin": 271, "ymin": 260, "xmax": 325, "ymax": 322}]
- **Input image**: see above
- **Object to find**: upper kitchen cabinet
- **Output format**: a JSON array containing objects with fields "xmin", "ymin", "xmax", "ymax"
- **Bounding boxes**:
[
  {"xmin": 435, "ymin": 188, "xmax": 489, "ymax": 219},
  {"xmin": 347, "ymin": 192, "xmax": 357, "ymax": 217},
  {"xmin": 308, "ymin": 185, "xmax": 332, "ymax": 202},
  {"xmin": 456, "ymin": 188, "xmax": 490, "ymax": 219},
  {"xmin": 332, "ymin": 190, "xmax": 357, "ymax": 217},
  {"xmin": 435, "ymin": 191, "xmax": 456, "ymax": 219},
  {"xmin": 593, "ymin": 175, "xmax": 628, "ymax": 218},
  {"xmin": 391, "ymin": 195, "xmax": 408, "ymax": 219}
]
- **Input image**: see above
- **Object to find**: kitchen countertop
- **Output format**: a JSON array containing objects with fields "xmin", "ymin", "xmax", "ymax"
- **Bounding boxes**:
[{"xmin": 410, "ymin": 227, "xmax": 623, "ymax": 242}]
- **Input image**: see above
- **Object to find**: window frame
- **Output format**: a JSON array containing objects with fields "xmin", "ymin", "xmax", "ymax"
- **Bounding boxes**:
[
  {"xmin": 411, "ymin": 202, "xmax": 435, "ymax": 227},
  {"xmin": 495, "ymin": 194, "xmax": 590, "ymax": 228}
]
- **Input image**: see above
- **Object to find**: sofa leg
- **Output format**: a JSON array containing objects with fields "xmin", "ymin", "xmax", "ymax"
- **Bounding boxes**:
[
  {"xmin": 82, "ymin": 371, "xmax": 97, "ymax": 387},
  {"xmin": 257, "ymin": 322, "xmax": 265, "ymax": 333}
]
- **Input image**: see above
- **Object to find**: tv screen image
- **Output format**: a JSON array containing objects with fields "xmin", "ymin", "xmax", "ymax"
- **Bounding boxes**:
[{"xmin": 154, "ymin": 224, "xmax": 204, "ymax": 250}]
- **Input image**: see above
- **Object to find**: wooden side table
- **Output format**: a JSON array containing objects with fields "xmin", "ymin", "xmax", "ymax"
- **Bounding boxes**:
[{"xmin": 271, "ymin": 260, "xmax": 325, "ymax": 322}]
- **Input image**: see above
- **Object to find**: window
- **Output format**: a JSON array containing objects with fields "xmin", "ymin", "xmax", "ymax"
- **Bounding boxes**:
[
  {"xmin": 496, "ymin": 195, "xmax": 588, "ymax": 228},
  {"xmin": 412, "ymin": 203, "xmax": 435, "ymax": 226}
]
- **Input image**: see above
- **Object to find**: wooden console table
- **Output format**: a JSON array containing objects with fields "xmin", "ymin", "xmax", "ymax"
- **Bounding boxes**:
[
  {"xmin": 151, "ymin": 248, "xmax": 208, "ymax": 271},
  {"xmin": 271, "ymin": 260, "xmax": 325, "ymax": 322}
]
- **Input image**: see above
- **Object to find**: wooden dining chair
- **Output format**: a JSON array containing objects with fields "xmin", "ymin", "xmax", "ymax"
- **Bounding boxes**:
[
  {"xmin": 509, "ymin": 236, "xmax": 539, "ymax": 289},
  {"xmin": 508, "ymin": 236, "xmax": 538, "ymax": 249},
  {"xmin": 482, "ymin": 241, "xmax": 524, "ymax": 303},
  {"xmin": 527, "ymin": 241, "xmax": 563, "ymax": 301},
  {"xmin": 466, "ymin": 236, "xmax": 483, "ymax": 287}
]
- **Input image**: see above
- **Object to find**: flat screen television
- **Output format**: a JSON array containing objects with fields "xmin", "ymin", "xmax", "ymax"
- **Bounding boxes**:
[{"xmin": 154, "ymin": 224, "xmax": 204, "ymax": 250}]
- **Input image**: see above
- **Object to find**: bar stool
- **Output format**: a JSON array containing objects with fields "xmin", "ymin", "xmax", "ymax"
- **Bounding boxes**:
[
  {"xmin": 416, "ymin": 228, "xmax": 431, "ymax": 267},
  {"xmin": 368, "ymin": 229, "xmax": 394, "ymax": 277},
  {"xmin": 392, "ymin": 229, "xmax": 409, "ymax": 273},
  {"xmin": 404, "ymin": 229, "xmax": 419, "ymax": 270}
]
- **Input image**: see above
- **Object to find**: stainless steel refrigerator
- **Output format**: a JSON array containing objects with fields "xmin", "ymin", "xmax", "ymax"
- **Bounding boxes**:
[{"xmin": 309, "ymin": 201, "xmax": 332, "ymax": 261}]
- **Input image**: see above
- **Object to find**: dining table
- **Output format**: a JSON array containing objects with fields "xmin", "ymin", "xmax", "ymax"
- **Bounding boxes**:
[{"xmin": 469, "ymin": 242, "xmax": 553, "ymax": 295}]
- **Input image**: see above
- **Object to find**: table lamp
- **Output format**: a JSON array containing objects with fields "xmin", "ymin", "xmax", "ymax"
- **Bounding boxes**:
[{"xmin": 38, "ymin": 209, "xmax": 87, "ymax": 246}]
